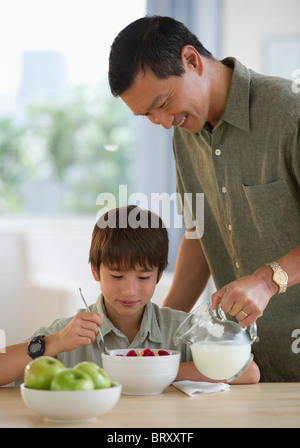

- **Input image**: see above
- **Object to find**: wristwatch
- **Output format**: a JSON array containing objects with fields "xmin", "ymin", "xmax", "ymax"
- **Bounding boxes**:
[
  {"xmin": 267, "ymin": 261, "xmax": 288, "ymax": 294},
  {"xmin": 27, "ymin": 335, "xmax": 45, "ymax": 359}
]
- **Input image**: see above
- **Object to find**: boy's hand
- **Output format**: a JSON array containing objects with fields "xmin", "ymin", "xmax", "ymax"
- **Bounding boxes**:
[{"xmin": 49, "ymin": 312, "xmax": 104, "ymax": 354}]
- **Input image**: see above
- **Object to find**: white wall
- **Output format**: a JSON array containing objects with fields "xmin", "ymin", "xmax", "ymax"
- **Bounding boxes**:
[
  {"xmin": 220, "ymin": 0, "xmax": 300, "ymax": 75},
  {"xmin": 0, "ymin": 232, "xmax": 25, "ymax": 345},
  {"xmin": 0, "ymin": 220, "xmax": 99, "ymax": 344}
]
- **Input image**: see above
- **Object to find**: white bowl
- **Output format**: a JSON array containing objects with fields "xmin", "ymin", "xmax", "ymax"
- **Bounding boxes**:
[
  {"xmin": 20, "ymin": 382, "xmax": 122, "ymax": 423},
  {"xmin": 101, "ymin": 349, "xmax": 181, "ymax": 395}
]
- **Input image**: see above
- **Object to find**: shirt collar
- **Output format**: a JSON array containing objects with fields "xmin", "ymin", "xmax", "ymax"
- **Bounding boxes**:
[
  {"xmin": 140, "ymin": 301, "xmax": 164, "ymax": 344},
  {"xmin": 94, "ymin": 295, "xmax": 164, "ymax": 344},
  {"xmin": 219, "ymin": 57, "xmax": 251, "ymax": 133}
]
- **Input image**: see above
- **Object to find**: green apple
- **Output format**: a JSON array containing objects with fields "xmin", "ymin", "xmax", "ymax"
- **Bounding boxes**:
[
  {"xmin": 75, "ymin": 361, "xmax": 111, "ymax": 389},
  {"xmin": 24, "ymin": 356, "xmax": 65, "ymax": 390},
  {"xmin": 50, "ymin": 368, "xmax": 94, "ymax": 391}
]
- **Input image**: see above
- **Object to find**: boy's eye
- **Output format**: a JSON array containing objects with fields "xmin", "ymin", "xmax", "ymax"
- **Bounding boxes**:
[
  {"xmin": 139, "ymin": 276, "xmax": 151, "ymax": 280},
  {"xmin": 111, "ymin": 275, "xmax": 122, "ymax": 279}
]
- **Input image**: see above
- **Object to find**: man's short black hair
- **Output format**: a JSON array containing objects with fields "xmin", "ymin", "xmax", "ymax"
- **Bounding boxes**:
[{"xmin": 108, "ymin": 15, "xmax": 214, "ymax": 97}]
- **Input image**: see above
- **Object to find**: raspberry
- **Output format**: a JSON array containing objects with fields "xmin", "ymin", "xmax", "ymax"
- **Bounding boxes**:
[
  {"xmin": 158, "ymin": 350, "xmax": 170, "ymax": 356},
  {"xmin": 143, "ymin": 348, "xmax": 155, "ymax": 356},
  {"xmin": 126, "ymin": 350, "xmax": 137, "ymax": 357}
]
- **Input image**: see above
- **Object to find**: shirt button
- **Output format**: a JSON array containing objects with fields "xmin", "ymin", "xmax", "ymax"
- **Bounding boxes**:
[
  {"xmin": 228, "ymin": 224, "xmax": 232, "ymax": 231},
  {"xmin": 215, "ymin": 149, "xmax": 221, "ymax": 156},
  {"xmin": 221, "ymin": 186, "xmax": 227, "ymax": 193},
  {"xmin": 235, "ymin": 262, "xmax": 240, "ymax": 269}
]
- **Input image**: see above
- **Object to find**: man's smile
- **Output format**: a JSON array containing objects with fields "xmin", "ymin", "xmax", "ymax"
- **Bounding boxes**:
[{"xmin": 177, "ymin": 113, "xmax": 187, "ymax": 127}]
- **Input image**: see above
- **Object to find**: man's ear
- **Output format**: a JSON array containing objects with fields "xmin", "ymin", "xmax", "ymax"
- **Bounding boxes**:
[
  {"xmin": 91, "ymin": 264, "xmax": 100, "ymax": 281},
  {"xmin": 181, "ymin": 45, "xmax": 204, "ymax": 75}
]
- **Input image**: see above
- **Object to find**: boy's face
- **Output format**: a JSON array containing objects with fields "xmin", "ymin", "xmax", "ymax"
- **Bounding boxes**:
[{"xmin": 92, "ymin": 264, "xmax": 161, "ymax": 320}]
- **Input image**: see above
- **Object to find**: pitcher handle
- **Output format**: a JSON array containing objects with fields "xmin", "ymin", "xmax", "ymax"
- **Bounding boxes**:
[
  {"xmin": 216, "ymin": 303, "xmax": 259, "ymax": 344},
  {"xmin": 247, "ymin": 322, "xmax": 260, "ymax": 344},
  {"xmin": 215, "ymin": 303, "xmax": 227, "ymax": 321}
]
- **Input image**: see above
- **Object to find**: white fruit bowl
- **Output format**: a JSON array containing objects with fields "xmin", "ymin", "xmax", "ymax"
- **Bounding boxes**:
[
  {"xmin": 20, "ymin": 382, "xmax": 122, "ymax": 423},
  {"xmin": 101, "ymin": 348, "xmax": 181, "ymax": 395}
]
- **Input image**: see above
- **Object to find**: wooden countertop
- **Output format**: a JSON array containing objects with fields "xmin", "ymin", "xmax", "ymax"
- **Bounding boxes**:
[{"xmin": 1, "ymin": 383, "xmax": 300, "ymax": 429}]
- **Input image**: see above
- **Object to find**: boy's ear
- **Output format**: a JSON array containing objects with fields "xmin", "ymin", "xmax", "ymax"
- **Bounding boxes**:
[{"xmin": 91, "ymin": 264, "xmax": 100, "ymax": 281}]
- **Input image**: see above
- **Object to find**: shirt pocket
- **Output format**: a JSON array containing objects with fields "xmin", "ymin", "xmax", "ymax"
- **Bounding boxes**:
[{"xmin": 242, "ymin": 179, "xmax": 300, "ymax": 251}]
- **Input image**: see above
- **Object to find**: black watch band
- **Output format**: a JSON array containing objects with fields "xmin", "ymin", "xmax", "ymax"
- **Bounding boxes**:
[{"xmin": 27, "ymin": 335, "xmax": 45, "ymax": 359}]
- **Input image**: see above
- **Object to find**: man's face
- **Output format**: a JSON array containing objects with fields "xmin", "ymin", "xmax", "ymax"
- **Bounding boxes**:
[{"xmin": 120, "ymin": 51, "xmax": 210, "ymax": 134}]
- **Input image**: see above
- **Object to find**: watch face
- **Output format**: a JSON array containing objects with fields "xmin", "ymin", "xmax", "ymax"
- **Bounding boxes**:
[
  {"xmin": 30, "ymin": 342, "xmax": 41, "ymax": 353},
  {"xmin": 28, "ymin": 336, "xmax": 45, "ymax": 358},
  {"xmin": 274, "ymin": 270, "xmax": 288, "ymax": 284}
]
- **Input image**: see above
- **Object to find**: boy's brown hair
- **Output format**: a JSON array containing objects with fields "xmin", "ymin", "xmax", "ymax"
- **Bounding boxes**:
[{"xmin": 89, "ymin": 206, "xmax": 169, "ymax": 278}]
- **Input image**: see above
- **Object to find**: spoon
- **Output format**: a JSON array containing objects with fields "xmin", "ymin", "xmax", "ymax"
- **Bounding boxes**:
[{"xmin": 78, "ymin": 287, "xmax": 111, "ymax": 355}]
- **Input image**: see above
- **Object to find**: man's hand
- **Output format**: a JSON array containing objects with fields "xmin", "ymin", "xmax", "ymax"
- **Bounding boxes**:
[{"xmin": 211, "ymin": 267, "xmax": 277, "ymax": 326}]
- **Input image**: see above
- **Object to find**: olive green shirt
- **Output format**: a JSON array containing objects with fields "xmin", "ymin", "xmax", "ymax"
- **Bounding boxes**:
[
  {"xmin": 173, "ymin": 57, "xmax": 300, "ymax": 382},
  {"xmin": 15, "ymin": 295, "xmax": 192, "ymax": 386}
]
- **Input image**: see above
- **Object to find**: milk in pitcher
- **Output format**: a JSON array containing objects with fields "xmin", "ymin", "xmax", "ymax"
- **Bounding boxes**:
[{"xmin": 190, "ymin": 341, "xmax": 251, "ymax": 380}]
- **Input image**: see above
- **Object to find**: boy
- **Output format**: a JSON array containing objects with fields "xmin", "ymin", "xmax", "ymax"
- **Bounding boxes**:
[{"xmin": 0, "ymin": 206, "xmax": 259, "ymax": 386}]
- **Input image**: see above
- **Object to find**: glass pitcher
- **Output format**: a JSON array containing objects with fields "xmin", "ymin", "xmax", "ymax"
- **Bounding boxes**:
[{"xmin": 173, "ymin": 302, "xmax": 259, "ymax": 382}]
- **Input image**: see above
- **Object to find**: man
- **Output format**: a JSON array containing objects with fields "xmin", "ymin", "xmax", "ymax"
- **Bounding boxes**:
[{"xmin": 108, "ymin": 15, "xmax": 300, "ymax": 381}]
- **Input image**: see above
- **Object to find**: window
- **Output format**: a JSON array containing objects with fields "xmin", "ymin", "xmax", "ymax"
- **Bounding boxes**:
[{"xmin": 0, "ymin": 0, "xmax": 146, "ymax": 216}]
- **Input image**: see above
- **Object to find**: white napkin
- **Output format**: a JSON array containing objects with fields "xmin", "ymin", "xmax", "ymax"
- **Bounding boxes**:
[{"xmin": 172, "ymin": 380, "xmax": 230, "ymax": 397}]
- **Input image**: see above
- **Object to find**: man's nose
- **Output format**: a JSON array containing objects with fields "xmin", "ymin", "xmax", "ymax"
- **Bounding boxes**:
[{"xmin": 148, "ymin": 111, "xmax": 174, "ymax": 129}]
